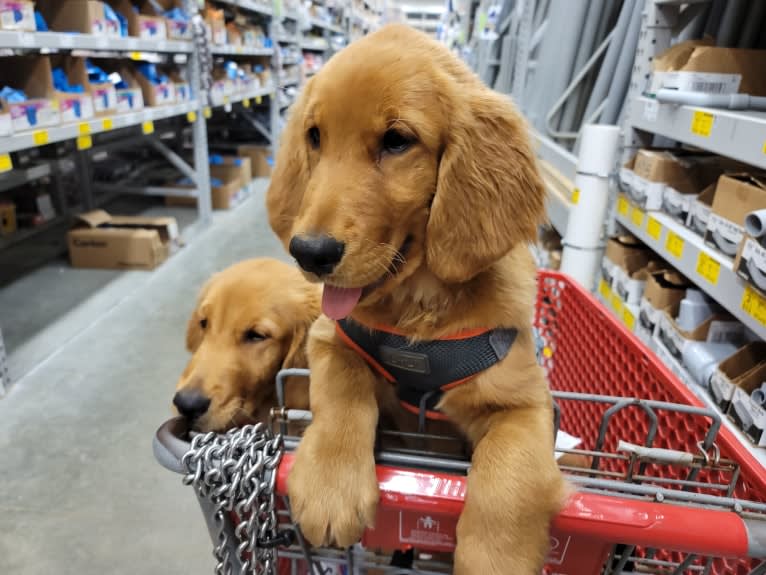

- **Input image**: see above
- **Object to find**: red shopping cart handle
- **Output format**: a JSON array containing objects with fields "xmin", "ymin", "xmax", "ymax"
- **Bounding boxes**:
[{"xmin": 277, "ymin": 453, "xmax": 757, "ymax": 559}]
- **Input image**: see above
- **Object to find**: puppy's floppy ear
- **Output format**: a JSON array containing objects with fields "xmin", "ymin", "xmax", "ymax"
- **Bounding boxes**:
[
  {"xmin": 266, "ymin": 86, "xmax": 311, "ymax": 248},
  {"xmin": 185, "ymin": 275, "xmax": 216, "ymax": 352},
  {"xmin": 425, "ymin": 84, "xmax": 545, "ymax": 283}
]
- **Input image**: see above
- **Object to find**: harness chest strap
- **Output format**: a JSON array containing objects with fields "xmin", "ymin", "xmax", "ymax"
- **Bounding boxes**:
[{"xmin": 335, "ymin": 319, "xmax": 518, "ymax": 420}]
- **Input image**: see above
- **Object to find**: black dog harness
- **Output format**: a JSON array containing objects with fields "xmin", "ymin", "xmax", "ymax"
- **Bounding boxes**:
[{"xmin": 335, "ymin": 318, "xmax": 517, "ymax": 420}]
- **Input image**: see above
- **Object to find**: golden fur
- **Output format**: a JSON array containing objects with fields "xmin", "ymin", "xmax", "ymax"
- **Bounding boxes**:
[
  {"xmin": 175, "ymin": 258, "xmax": 320, "ymax": 432},
  {"xmin": 267, "ymin": 24, "xmax": 565, "ymax": 573}
]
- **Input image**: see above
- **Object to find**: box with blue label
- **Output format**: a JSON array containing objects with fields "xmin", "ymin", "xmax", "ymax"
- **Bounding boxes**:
[
  {"xmin": 236, "ymin": 145, "xmax": 273, "ymax": 178},
  {"xmin": 0, "ymin": 0, "xmax": 35, "ymax": 31},
  {"xmin": 0, "ymin": 56, "xmax": 61, "ymax": 131}
]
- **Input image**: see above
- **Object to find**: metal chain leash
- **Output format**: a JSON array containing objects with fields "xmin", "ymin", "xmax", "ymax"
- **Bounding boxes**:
[{"xmin": 181, "ymin": 423, "xmax": 290, "ymax": 575}]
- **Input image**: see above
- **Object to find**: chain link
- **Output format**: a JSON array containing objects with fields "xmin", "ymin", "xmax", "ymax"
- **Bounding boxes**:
[{"xmin": 182, "ymin": 424, "xmax": 288, "ymax": 575}]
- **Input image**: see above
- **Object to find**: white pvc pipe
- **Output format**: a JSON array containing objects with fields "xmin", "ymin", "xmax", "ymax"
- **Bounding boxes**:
[
  {"xmin": 560, "ymin": 124, "xmax": 620, "ymax": 290},
  {"xmin": 656, "ymin": 89, "xmax": 766, "ymax": 111},
  {"xmin": 745, "ymin": 209, "xmax": 766, "ymax": 239}
]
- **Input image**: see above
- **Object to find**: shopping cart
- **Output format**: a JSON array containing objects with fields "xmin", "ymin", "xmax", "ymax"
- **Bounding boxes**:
[{"xmin": 154, "ymin": 271, "xmax": 766, "ymax": 575}]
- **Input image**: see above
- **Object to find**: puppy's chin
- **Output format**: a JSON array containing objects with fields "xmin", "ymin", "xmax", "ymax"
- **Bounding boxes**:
[{"xmin": 191, "ymin": 407, "xmax": 259, "ymax": 433}]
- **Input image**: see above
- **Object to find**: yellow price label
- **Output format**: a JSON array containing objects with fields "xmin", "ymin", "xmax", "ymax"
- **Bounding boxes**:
[
  {"xmin": 696, "ymin": 252, "xmax": 721, "ymax": 286},
  {"xmin": 102, "ymin": 118, "xmax": 113, "ymax": 131},
  {"xmin": 617, "ymin": 195, "xmax": 629, "ymax": 216},
  {"xmin": 691, "ymin": 110, "xmax": 714, "ymax": 137},
  {"xmin": 203, "ymin": 107, "xmax": 212, "ymax": 119},
  {"xmin": 647, "ymin": 216, "xmax": 662, "ymax": 240},
  {"xmin": 611, "ymin": 293, "xmax": 624, "ymax": 315},
  {"xmin": 598, "ymin": 278, "xmax": 611, "ymax": 300},
  {"xmin": 623, "ymin": 308, "xmax": 635, "ymax": 331},
  {"xmin": 571, "ymin": 188, "xmax": 580, "ymax": 205},
  {"xmin": 78, "ymin": 123, "xmax": 90, "ymax": 135},
  {"xmin": 630, "ymin": 206, "xmax": 645, "ymax": 227},
  {"xmin": 243, "ymin": 98, "xmax": 250, "ymax": 108},
  {"xmin": 33, "ymin": 130, "xmax": 49, "ymax": 146},
  {"xmin": 186, "ymin": 110, "xmax": 197, "ymax": 123},
  {"xmin": 76, "ymin": 135, "xmax": 92, "ymax": 150},
  {"xmin": 223, "ymin": 96, "xmax": 230, "ymax": 105},
  {"xmin": 142, "ymin": 120, "xmax": 154, "ymax": 135},
  {"xmin": 130, "ymin": 51, "xmax": 142, "ymax": 60},
  {"xmin": 0, "ymin": 153, "xmax": 12, "ymax": 173},
  {"xmin": 255, "ymin": 96, "xmax": 262, "ymax": 105},
  {"xmin": 763, "ymin": 141, "xmax": 766, "ymax": 154},
  {"xmin": 741, "ymin": 286, "xmax": 766, "ymax": 328},
  {"xmin": 665, "ymin": 231, "xmax": 684, "ymax": 259}
]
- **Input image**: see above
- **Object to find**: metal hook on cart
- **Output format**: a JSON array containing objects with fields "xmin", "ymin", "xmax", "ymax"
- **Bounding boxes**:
[{"xmin": 696, "ymin": 440, "xmax": 721, "ymax": 467}]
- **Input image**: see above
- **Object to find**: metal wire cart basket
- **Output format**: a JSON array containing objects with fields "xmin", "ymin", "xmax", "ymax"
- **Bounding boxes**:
[{"xmin": 154, "ymin": 271, "xmax": 766, "ymax": 575}]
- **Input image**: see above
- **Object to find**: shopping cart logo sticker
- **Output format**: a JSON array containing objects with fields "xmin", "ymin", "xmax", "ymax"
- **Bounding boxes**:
[
  {"xmin": 546, "ymin": 534, "xmax": 572, "ymax": 565},
  {"xmin": 398, "ymin": 511, "xmax": 456, "ymax": 547}
]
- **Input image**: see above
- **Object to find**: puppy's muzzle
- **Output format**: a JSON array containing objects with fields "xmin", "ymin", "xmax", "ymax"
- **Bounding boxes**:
[{"xmin": 289, "ymin": 234, "xmax": 345, "ymax": 277}]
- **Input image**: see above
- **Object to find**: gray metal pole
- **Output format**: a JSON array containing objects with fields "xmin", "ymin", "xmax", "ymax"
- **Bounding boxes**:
[
  {"xmin": 716, "ymin": 0, "xmax": 748, "ymax": 47},
  {"xmin": 601, "ymin": 0, "xmax": 642, "ymax": 125},
  {"xmin": 581, "ymin": 0, "xmax": 634, "ymax": 127},
  {"xmin": 558, "ymin": 0, "xmax": 606, "ymax": 134},
  {"xmin": 739, "ymin": 0, "xmax": 766, "ymax": 48}
]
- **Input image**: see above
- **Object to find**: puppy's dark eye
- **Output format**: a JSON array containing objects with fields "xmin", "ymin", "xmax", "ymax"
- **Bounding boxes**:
[
  {"xmin": 382, "ymin": 129, "xmax": 413, "ymax": 154},
  {"xmin": 242, "ymin": 328, "xmax": 265, "ymax": 343},
  {"xmin": 199, "ymin": 318, "xmax": 207, "ymax": 329},
  {"xmin": 307, "ymin": 126, "xmax": 320, "ymax": 149}
]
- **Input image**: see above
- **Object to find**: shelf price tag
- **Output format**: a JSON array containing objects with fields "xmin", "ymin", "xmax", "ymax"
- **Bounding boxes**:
[
  {"xmin": 630, "ymin": 205, "xmax": 644, "ymax": 227},
  {"xmin": 741, "ymin": 286, "xmax": 766, "ymax": 328},
  {"xmin": 696, "ymin": 252, "xmax": 721, "ymax": 286},
  {"xmin": 623, "ymin": 308, "xmax": 636, "ymax": 331},
  {"xmin": 571, "ymin": 188, "xmax": 580, "ymax": 205},
  {"xmin": 611, "ymin": 293, "xmax": 624, "ymax": 315},
  {"xmin": 598, "ymin": 278, "xmax": 611, "ymax": 301},
  {"xmin": 78, "ymin": 123, "xmax": 91, "ymax": 135},
  {"xmin": 33, "ymin": 130, "xmax": 49, "ymax": 146},
  {"xmin": 255, "ymin": 96, "xmax": 262, "ymax": 105},
  {"xmin": 243, "ymin": 98, "xmax": 251, "ymax": 108},
  {"xmin": 647, "ymin": 216, "xmax": 662, "ymax": 240},
  {"xmin": 690, "ymin": 110, "xmax": 714, "ymax": 137},
  {"xmin": 76, "ymin": 135, "xmax": 92, "ymax": 151},
  {"xmin": 0, "ymin": 153, "xmax": 12, "ymax": 173},
  {"xmin": 142, "ymin": 120, "xmax": 154, "ymax": 135},
  {"xmin": 203, "ymin": 107, "xmax": 212, "ymax": 119},
  {"xmin": 617, "ymin": 195, "xmax": 629, "ymax": 216},
  {"xmin": 102, "ymin": 118, "xmax": 113, "ymax": 131},
  {"xmin": 665, "ymin": 231, "xmax": 684, "ymax": 259},
  {"xmin": 186, "ymin": 110, "xmax": 197, "ymax": 123}
]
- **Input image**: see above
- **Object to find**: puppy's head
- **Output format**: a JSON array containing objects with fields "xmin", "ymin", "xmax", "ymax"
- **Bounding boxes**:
[
  {"xmin": 174, "ymin": 258, "xmax": 320, "ymax": 431},
  {"xmin": 267, "ymin": 24, "xmax": 545, "ymax": 320}
]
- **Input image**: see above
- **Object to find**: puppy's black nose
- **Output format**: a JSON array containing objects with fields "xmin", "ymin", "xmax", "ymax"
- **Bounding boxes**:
[
  {"xmin": 173, "ymin": 390, "xmax": 211, "ymax": 420},
  {"xmin": 289, "ymin": 234, "xmax": 345, "ymax": 276}
]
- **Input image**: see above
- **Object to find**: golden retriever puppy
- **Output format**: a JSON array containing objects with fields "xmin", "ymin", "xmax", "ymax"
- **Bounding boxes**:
[
  {"xmin": 173, "ymin": 258, "xmax": 320, "ymax": 432},
  {"xmin": 267, "ymin": 24, "xmax": 565, "ymax": 574}
]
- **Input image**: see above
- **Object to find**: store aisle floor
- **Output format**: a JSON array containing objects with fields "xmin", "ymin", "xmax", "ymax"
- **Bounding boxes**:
[{"xmin": 0, "ymin": 184, "xmax": 289, "ymax": 575}]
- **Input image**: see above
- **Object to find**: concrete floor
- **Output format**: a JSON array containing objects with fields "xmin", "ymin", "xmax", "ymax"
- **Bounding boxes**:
[{"xmin": 0, "ymin": 181, "xmax": 290, "ymax": 575}]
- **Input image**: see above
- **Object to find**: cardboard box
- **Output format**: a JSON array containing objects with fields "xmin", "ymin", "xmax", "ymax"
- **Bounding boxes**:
[
  {"xmin": 210, "ymin": 155, "xmax": 252, "ymax": 187},
  {"xmin": 67, "ymin": 210, "xmax": 180, "ymax": 270},
  {"xmin": 236, "ymin": 145, "xmax": 272, "ymax": 178},
  {"xmin": 734, "ymin": 235, "xmax": 766, "ymax": 295},
  {"xmin": 106, "ymin": 0, "xmax": 167, "ymax": 39},
  {"xmin": 0, "ymin": 56, "xmax": 60, "ymax": 131},
  {"xmin": 613, "ymin": 260, "xmax": 664, "ymax": 306},
  {"xmin": 0, "ymin": 202, "xmax": 16, "ymax": 236},
  {"xmin": 649, "ymin": 40, "xmax": 766, "ymax": 96},
  {"xmin": 38, "ymin": 0, "xmax": 120, "ymax": 36},
  {"xmin": 168, "ymin": 162, "xmax": 250, "ymax": 210},
  {"xmin": 65, "ymin": 58, "xmax": 117, "ymax": 116},
  {"xmin": 144, "ymin": 0, "xmax": 190, "ymax": 39},
  {"xmin": 705, "ymin": 173, "xmax": 766, "ymax": 257},
  {"xmin": 135, "ymin": 67, "xmax": 175, "ymax": 107},
  {"xmin": 686, "ymin": 183, "xmax": 715, "ymax": 236},
  {"xmin": 728, "ymin": 363, "xmax": 766, "ymax": 446},
  {"xmin": 637, "ymin": 270, "xmax": 690, "ymax": 338},
  {"xmin": 603, "ymin": 235, "xmax": 652, "ymax": 288},
  {"xmin": 709, "ymin": 342, "xmax": 766, "ymax": 411},
  {"xmin": 55, "ymin": 90, "xmax": 95, "ymax": 123},
  {"xmin": 0, "ymin": 0, "xmax": 35, "ymax": 31},
  {"xmin": 0, "ymin": 108, "xmax": 11, "ymax": 135},
  {"xmin": 655, "ymin": 300, "xmax": 744, "ymax": 363},
  {"xmin": 204, "ymin": 4, "xmax": 226, "ymax": 45}
]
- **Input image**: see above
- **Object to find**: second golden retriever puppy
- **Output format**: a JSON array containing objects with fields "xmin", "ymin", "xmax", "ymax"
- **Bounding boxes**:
[
  {"xmin": 174, "ymin": 258, "xmax": 320, "ymax": 432},
  {"xmin": 267, "ymin": 24, "xmax": 565, "ymax": 574}
]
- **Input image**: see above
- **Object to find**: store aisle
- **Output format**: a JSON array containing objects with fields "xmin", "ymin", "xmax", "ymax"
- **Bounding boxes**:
[{"xmin": 0, "ymin": 185, "xmax": 288, "ymax": 575}]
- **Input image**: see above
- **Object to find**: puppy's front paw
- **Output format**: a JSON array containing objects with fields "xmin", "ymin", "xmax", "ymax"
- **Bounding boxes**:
[{"xmin": 287, "ymin": 434, "xmax": 379, "ymax": 548}]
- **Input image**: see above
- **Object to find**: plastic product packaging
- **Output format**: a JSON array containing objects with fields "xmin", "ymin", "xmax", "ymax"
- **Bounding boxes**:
[
  {"xmin": 103, "ymin": 3, "xmax": 125, "ymax": 36},
  {"xmin": 34, "ymin": 10, "xmax": 47, "ymax": 31},
  {"xmin": 52, "ymin": 68, "xmax": 85, "ymax": 93},
  {"xmin": 682, "ymin": 341, "xmax": 738, "ymax": 387},
  {"xmin": 0, "ymin": 86, "xmax": 26, "ymax": 103},
  {"xmin": 137, "ymin": 63, "xmax": 169, "ymax": 85},
  {"xmin": 86, "ymin": 60, "xmax": 109, "ymax": 84}
]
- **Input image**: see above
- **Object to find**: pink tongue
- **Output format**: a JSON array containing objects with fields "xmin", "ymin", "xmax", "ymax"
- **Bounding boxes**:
[{"xmin": 322, "ymin": 285, "xmax": 363, "ymax": 320}]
